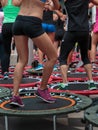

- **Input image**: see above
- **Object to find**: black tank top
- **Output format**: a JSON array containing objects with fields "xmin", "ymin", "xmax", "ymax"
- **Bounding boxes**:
[
  {"xmin": 55, "ymin": 18, "xmax": 65, "ymax": 30},
  {"xmin": 65, "ymin": 0, "xmax": 89, "ymax": 31},
  {"xmin": 42, "ymin": 10, "xmax": 54, "ymax": 24}
]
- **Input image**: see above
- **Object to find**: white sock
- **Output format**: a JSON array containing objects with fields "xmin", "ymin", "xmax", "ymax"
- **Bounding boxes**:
[
  {"xmin": 88, "ymin": 80, "xmax": 94, "ymax": 84},
  {"xmin": 62, "ymin": 83, "xmax": 68, "ymax": 88}
]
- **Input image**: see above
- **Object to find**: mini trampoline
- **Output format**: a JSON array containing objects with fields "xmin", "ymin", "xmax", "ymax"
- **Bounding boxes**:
[
  {"xmin": 84, "ymin": 105, "xmax": 98, "ymax": 130},
  {"xmin": 48, "ymin": 82, "xmax": 98, "ymax": 95},
  {"xmin": 51, "ymin": 72, "xmax": 98, "ymax": 82},
  {"xmin": 0, "ymin": 87, "xmax": 92, "ymax": 130},
  {"xmin": 0, "ymin": 77, "xmax": 41, "ymax": 88}
]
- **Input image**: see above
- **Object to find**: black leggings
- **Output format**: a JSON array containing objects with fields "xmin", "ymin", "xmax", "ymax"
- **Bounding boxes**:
[
  {"xmin": 59, "ymin": 31, "xmax": 90, "ymax": 65},
  {"xmin": 2, "ymin": 23, "xmax": 13, "ymax": 72}
]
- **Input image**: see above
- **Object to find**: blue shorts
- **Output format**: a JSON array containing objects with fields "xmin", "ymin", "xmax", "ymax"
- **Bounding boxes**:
[{"xmin": 42, "ymin": 23, "xmax": 56, "ymax": 33}]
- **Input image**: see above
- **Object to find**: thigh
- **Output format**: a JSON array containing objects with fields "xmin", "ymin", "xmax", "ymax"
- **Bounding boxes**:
[
  {"xmin": 14, "ymin": 35, "xmax": 28, "ymax": 62},
  {"xmin": 78, "ymin": 32, "xmax": 89, "ymax": 54},
  {"xmin": 92, "ymin": 32, "xmax": 98, "ymax": 46},
  {"xmin": 78, "ymin": 32, "xmax": 89, "ymax": 62},
  {"xmin": 32, "ymin": 32, "xmax": 57, "ymax": 59},
  {"xmin": 60, "ymin": 31, "xmax": 76, "ymax": 55}
]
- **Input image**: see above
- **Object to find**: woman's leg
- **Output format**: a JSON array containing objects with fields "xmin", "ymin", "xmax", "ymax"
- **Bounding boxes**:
[
  {"xmin": 90, "ymin": 32, "xmax": 98, "ymax": 62},
  {"xmin": 33, "ymin": 32, "xmax": 57, "ymax": 90},
  {"xmin": 13, "ymin": 36, "xmax": 28, "ymax": 96}
]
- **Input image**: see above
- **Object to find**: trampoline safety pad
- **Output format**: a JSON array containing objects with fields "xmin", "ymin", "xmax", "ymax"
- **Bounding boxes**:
[{"xmin": 84, "ymin": 105, "xmax": 98, "ymax": 126}]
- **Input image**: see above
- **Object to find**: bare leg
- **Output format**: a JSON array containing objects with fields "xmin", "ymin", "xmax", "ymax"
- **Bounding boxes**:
[
  {"xmin": 33, "ymin": 32, "xmax": 57, "ymax": 90},
  {"xmin": 13, "ymin": 36, "xmax": 28, "ymax": 96},
  {"xmin": 38, "ymin": 49, "xmax": 44, "ymax": 64},
  {"xmin": 90, "ymin": 32, "xmax": 98, "ymax": 62},
  {"xmin": 60, "ymin": 64, "xmax": 69, "ymax": 83},
  {"xmin": 84, "ymin": 63, "xmax": 93, "ymax": 80}
]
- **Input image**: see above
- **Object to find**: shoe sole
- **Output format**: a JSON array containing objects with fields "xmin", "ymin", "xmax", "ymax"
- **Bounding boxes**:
[
  {"xmin": 3, "ymin": 77, "xmax": 9, "ymax": 80},
  {"xmin": 10, "ymin": 102, "xmax": 24, "ymax": 107},
  {"xmin": 34, "ymin": 68, "xmax": 43, "ymax": 71},
  {"xmin": 35, "ymin": 93, "xmax": 55, "ymax": 103},
  {"xmin": 89, "ymin": 87, "xmax": 97, "ymax": 90}
]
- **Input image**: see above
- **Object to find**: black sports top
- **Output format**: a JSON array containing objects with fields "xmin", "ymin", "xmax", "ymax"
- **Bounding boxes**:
[
  {"xmin": 42, "ymin": 10, "xmax": 54, "ymax": 24},
  {"xmin": 65, "ymin": 0, "xmax": 90, "ymax": 31}
]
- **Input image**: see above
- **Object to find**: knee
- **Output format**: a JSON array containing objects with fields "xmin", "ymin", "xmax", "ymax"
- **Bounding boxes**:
[
  {"xmin": 82, "ymin": 58, "xmax": 90, "ymax": 65},
  {"xmin": 51, "ymin": 54, "xmax": 58, "ymax": 63},
  {"xmin": 19, "ymin": 58, "xmax": 28, "ymax": 67},
  {"xmin": 53, "ymin": 55, "xmax": 58, "ymax": 63}
]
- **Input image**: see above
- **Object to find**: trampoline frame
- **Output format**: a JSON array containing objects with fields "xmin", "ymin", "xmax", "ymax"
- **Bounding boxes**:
[
  {"xmin": 48, "ymin": 82, "xmax": 98, "ymax": 95},
  {"xmin": 84, "ymin": 105, "xmax": 98, "ymax": 130},
  {"xmin": 0, "ymin": 92, "xmax": 92, "ymax": 130}
]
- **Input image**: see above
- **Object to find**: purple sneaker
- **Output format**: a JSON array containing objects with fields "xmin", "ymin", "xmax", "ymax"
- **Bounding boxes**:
[
  {"xmin": 10, "ymin": 96, "xmax": 24, "ymax": 107},
  {"xmin": 35, "ymin": 88, "xmax": 56, "ymax": 103}
]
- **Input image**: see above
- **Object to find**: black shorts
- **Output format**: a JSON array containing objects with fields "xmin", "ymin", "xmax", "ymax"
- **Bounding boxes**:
[{"xmin": 12, "ymin": 15, "xmax": 45, "ymax": 38}]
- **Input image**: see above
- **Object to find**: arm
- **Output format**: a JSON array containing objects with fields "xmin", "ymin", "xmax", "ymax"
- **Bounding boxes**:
[
  {"xmin": 44, "ymin": 0, "xmax": 54, "ymax": 11},
  {"xmin": 54, "ymin": 10, "xmax": 64, "ymax": 17},
  {"xmin": 90, "ymin": 0, "xmax": 98, "ymax": 5},
  {"xmin": 12, "ymin": 0, "xmax": 22, "ymax": 6},
  {"xmin": 52, "ymin": 0, "xmax": 60, "ymax": 10},
  {"xmin": 1, "ymin": 0, "xmax": 7, "ymax": 7}
]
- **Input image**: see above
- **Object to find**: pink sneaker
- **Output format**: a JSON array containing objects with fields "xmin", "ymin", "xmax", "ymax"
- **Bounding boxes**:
[
  {"xmin": 35, "ymin": 88, "xmax": 56, "ymax": 103},
  {"xmin": 10, "ymin": 96, "xmax": 24, "ymax": 107}
]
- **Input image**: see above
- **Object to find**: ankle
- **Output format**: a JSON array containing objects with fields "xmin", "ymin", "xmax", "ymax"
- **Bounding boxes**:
[{"xmin": 88, "ymin": 80, "xmax": 94, "ymax": 84}]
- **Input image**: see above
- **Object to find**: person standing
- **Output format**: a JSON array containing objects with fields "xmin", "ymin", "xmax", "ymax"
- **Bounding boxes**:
[
  {"xmin": 1, "ymin": 0, "xmax": 20, "ymax": 79},
  {"xmin": 58, "ymin": 0, "xmax": 98, "ymax": 90},
  {"xmin": 90, "ymin": 6, "xmax": 98, "ymax": 66},
  {"xmin": 9, "ymin": 0, "xmax": 60, "ymax": 107},
  {"xmin": 0, "ymin": 2, "xmax": 8, "ymax": 78}
]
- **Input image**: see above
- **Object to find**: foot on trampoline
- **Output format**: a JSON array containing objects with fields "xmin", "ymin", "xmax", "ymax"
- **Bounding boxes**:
[
  {"xmin": 10, "ymin": 96, "xmax": 24, "ymax": 107},
  {"xmin": 3, "ymin": 72, "xmax": 9, "ymax": 80},
  {"xmin": 57, "ymin": 83, "xmax": 68, "ymax": 90},
  {"xmin": 34, "ymin": 64, "xmax": 43, "ymax": 71},
  {"xmin": 88, "ymin": 82, "xmax": 97, "ymax": 90},
  {"xmin": 35, "ymin": 88, "xmax": 56, "ymax": 103}
]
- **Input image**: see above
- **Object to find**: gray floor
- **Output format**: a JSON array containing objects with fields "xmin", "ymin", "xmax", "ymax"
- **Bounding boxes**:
[{"xmin": 0, "ymin": 110, "xmax": 98, "ymax": 130}]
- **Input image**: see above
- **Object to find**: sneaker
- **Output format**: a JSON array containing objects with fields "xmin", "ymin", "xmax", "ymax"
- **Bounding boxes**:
[
  {"xmin": 57, "ymin": 83, "xmax": 69, "ymax": 90},
  {"xmin": 76, "ymin": 61, "xmax": 83, "ymax": 68},
  {"xmin": 10, "ymin": 96, "xmax": 24, "ymax": 107},
  {"xmin": 92, "ymin": 62, "xmax": 96, "ymax": 69},
  {"xmin": 3, "ymin": 72, "xmax": 9, "ymax": 80},
  {"xmin": 34, "ymin": 64, "xmax": 43, "ymax": 71},
  {"xmin": 35, "ymin": 88, "xmax": 56, "ymax": 103},
  {"xmin": 88, "ymin": 82, "xmax": 97, "ymax": 90}
]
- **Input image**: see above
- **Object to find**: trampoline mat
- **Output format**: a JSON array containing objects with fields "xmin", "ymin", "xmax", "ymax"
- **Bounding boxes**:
[
  {"xmin": 5, "ymin": 96, "xmax": 74, "ymax": 110},
  {"xmin": 51, "ymin": 83, "xmax": 94, "ymax": 90},
  {"xmin": 55, "ymin": 73, "xmax": 98, "ymax": 78},
  {"xmin": 0, "ymin": 78, "xmax": 40, "ymax": 84},
  {"xmin": 0, "ymin": 93, "xmax": 92, "ymax": 116},
  {"xmin": 49, "ymin": 83, "xmax": 98, "ymax": 95}
]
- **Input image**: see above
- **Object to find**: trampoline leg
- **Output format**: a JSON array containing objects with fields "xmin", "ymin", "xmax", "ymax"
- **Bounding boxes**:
[
  {"xmin": 89, "ymin": 124, "xmax": 93, "ymax": 130},
  {"xmin": 4, "ymin": 116, "xmax": 8, "ymax": 130},
  {"xmin": 53, "ymin": 115, "xmax": 56, "ymax": 130}
]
